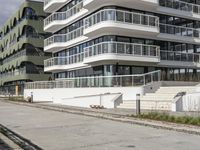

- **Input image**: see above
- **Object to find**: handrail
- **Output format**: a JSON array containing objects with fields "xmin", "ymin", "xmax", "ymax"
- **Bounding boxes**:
[
  {"xmin": 25, "ymin": 70, "xmax": 161, "ymax": 89},
  {"xmin": 44, "ymin": 41, "xmax": 160, "ymax": 68},
  {"xmin": 44, "ymin": 1, "xmax": 84, "ymax": 26},
  {"xmin": 44, "ymin": 26, "xmax": 84, "ymax": 47},
  {"xmin": 160, "ymin": 50, "xmax": 200, "ymax": 63},
  {"xmin": 84, "ymin": 9, "xmax": 159, "ymax": 29},
  {"xmin": 84, "ymin": 41, "xmax": 160, "ymax": 58},
  {"xmin": 160, "ymin": 23, "xmax": 200, "ymax": 38},
  {"xmin": 44, "ymin": 9, "xmax": 159, "ymax": 48},
  {"xmin": 159, "ymin": 0, "xmax": 200, "ymax": 14},
  {"xmin": 44, "ymin": 52, "xmax": 84, "ymax": 67}
]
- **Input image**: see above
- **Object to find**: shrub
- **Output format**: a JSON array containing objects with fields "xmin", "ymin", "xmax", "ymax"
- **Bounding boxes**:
[{"xmin": 137, "ymin": 112, "xmax": 200, "ymax": 126}]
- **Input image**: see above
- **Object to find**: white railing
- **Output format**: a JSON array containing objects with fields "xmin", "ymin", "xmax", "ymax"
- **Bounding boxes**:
[
  {"xmin": 44, "ymin": 52, "xmax": 84, "ymax": 67},
  {"xmin": 84, "ymin": 41, "xmax": 160, "ymax": 58},
  {"xmin": 84, "ymin": 9, "xmax": 159, "ymax": 29},
  {"xmin": 44, "ymin": 1, "xmax": 83, "ymax": 27},
  {"xmin": 25, "ymin": 70, "xmax": 161, "ymax": 89},
  {"xmin": 44, "ymin": 9, "xmax": 159, "ymax": 48},
  {"xmin": 160, "ymin": 50, "xmax": 200, "ymax": 63},
  {"xmin": 159, "ymin": 0, "xmax": 200, "ymax": 14},
  {"xmin": 44, "ymin": 42, "xmax": 160, "ymax": 68},
  {"xmin": 160, "ymin": 23, "xmax": 200, "ymax": 38},
  {"xmin": 44, "ymin": 26, "xmax": 84, "ymax": 47}
]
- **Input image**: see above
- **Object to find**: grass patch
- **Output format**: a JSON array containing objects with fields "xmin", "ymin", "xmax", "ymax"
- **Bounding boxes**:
[
  {"xmin": 8, "ymin": 96, "xmax": 26, "ymax": 102},
  {"xmin": 137, "ymin": 112, "xmax": 200, "ymax": 126}
]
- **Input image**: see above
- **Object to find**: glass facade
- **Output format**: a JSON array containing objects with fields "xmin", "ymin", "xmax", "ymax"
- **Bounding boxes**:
[{"xmin": 45, "ymin": 0, "xmax": 200, "ymax": 82}]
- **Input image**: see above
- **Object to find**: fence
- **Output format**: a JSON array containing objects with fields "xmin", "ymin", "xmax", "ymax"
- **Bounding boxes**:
[{"xmin": 25, "ymin": 70, "xmax": 161, "ymax": 89}]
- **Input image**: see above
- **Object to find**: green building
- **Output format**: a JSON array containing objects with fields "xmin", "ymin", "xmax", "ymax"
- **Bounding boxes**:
[{"xmin": 0, "ymin": 0, "xmax": 51, "ymax": 95}]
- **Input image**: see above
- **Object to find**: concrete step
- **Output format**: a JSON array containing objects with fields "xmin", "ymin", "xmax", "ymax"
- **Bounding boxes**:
[
  {"xmin": 141, "ymin": 98, "xmax": 174, "ymax": 101},
  {"xmin": 118, "ymin": 104, "xmax": 171, "ymax": 110},
  {"xmin": 156, "ymin": 88, "xmax": 194, "ymax": 92},
  {"xmin": 141, "ymin": 95, "xmax": 176, "ymax": 98},
  {"xmin": 118, "ymin": 86, "xmax": 196, "ymax": 111},
  {"xmin": 118, "ymin": 101, "xmax": 171, "ymax": 109}
]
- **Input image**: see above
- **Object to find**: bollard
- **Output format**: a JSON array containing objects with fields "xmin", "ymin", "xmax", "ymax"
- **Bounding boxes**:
[
  {"xmin": 31, "ymin": 92, "xmax": 33, "ymax": 103},
  {"xmin": 99, "ymin": 94, "xmax": 102, "ymax": 106},
  {"xmin": 136, "ymin": 94, "xmax": 141, "ymax": 115}
]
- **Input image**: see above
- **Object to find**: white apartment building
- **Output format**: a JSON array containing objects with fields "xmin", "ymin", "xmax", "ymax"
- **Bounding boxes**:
[
  {"xmin": 24, "ymin": 0, "xmax": 200, "ymax": 111},
  {"xmin": 43, "ymin": 0, "xmax": 200, "ymax": 82}
]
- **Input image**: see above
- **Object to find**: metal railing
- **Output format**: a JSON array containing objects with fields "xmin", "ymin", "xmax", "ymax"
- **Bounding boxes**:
[
  {"xmin": 2, "ymin": 50, "xmax": 27, "ymax": 64},
  {"xmin": 44, "ymin": 26, "xmax": 84, "ymax": 47},
  {"xmin": 160, "ymin": 23, "xmax": 200, "ymax": 38},
  {"xmin": 44, "ymin": 42, "xmax": 160, "ymax": 68},
  {"xmin": 84, "ymin": 41, "xmax": 160, "ymax": 58},
  {"xmin": 0, "ymin": 68, "xmax": 26, "ymax": 79},
  {"xmin": 44, "ymin": 52, "xmax": 84, "ymax": 68},
  {"xmin": 44, "ymin": 1, "xmax": 84, "ymax": 27},
  {"xmin": 160, "ymin": 50, "xmax": 200, "ymax": 63},
  {"xmin": 159, "ymin": 0, "xmax": 200, "ymax": 14},
  {"xmin": 84, "ymin": 9, "xmax": 159, "ymax": 29},
  {"xmin": 25, "ymin": 70, "xmax": 161, "ymax": 89}
]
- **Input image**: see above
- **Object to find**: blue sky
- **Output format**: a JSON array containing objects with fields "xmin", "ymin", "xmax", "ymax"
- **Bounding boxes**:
[
  {"xmin": 0, "ymin": 0, "xmax": 23, "ymax": 27},
  {"xmin": 0, "ymin": 0, "xmax": 43, "ymax": 27}
]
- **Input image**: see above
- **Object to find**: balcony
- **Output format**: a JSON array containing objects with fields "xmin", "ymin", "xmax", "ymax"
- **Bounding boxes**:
[
  {"xmin": 84, "ymin": 42, "xmax": 160, "ymax": 64},
  {"xmin": 44, "ymin": 52, "xmax": 87, "ymax": 72},
  {"xmin": 44, "ymin": 1, "xmax": 88, "ymax": 32},
  {"xmin": 158, "ymin": 23, "xmax": 200, "ymax": 44},
  {"xmin": 159, "ymin": 50, "xmax": 200, "ymax": 68},
  {"xmin": 44, "ymin": 42, "xmax": 160, "ymax": 72},
  {"xmin": 84, "ymin": 9, "xmax": 160, "ymax": 38},
  {"xmin": 83, "ymin": 0, "xmax": 158, "ymax": 11},
  {"xmin": 158, "ymin": 0, "xmax": 200, "ymax": 20},
  {"xmin": 44, "ymin": 27, "xmax": 88, "ymax": 52},
  {"xmin": 44, "ymin": 0, "xmax": 70, "ymax": 12}
]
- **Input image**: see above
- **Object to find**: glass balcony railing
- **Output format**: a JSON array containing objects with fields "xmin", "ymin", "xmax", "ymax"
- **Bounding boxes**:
[
  {"xmin": 44, "ymin": 42, "xmax": 160, "ymax": 68},
  {"xmin": 2, "ymin": 50, "xmax": 27, "ymax": 64},
  {"xmin": 25, "ymin": 70, "xmax": 161, "ymax": 89},
  {"xmin": 160, "ymin": 23, "xmax": 200, "ymax": 38},
  {"xmin": 1, "ymin": 68, "xmax": 26, "ymax": 79},
  {"xmin": 84, "ymin": 42, "xmax": 160, "ymax": 58},
  {"xmin": 84, "ymin": 9, "xmax": 159, "ymax": 29},
  {"xmin": 2, "ymin": 49, "xmax": 45, "ymax": 65},
  {"xmin": 159, "ymin": 0, "xmax": 200, "ymax": 14},
  {"xmin": 160, "ymin": 50, "xmax": 200, "ymax": 63},
  {"xmin": 44, "ymin": 26, "xmax": 84, "ymax": 47},
  {"xmin": 44, "ymin": 52, "xmax": 84, "ymax": 68},
  {"xmin": 44, "ymin": 1, "xmax": 84, "ymax": 27}
]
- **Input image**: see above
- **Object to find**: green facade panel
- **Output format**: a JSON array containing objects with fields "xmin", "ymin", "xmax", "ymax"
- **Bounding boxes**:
[
  {"xmin": 1, "ymin": 74, "xmax": 50, "ymax": 85},
  {"xmin": 0, "ymin": 1, "xmax": 51, "ymax": 92}
]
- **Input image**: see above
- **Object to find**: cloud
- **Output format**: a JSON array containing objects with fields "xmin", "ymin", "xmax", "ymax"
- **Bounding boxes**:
[
  {"xmin": 0, "ymin": 0, "xmax": 24, "ymax": 27},
  {"xmin": 0, "ymin": 0, "xmax": 44, "ymax": 28}
]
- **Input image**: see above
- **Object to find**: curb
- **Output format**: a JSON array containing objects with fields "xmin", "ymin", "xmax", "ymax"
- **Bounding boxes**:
[{"xmin": 2, "ymin": 100, "xmax": 200, "ymax": 136}]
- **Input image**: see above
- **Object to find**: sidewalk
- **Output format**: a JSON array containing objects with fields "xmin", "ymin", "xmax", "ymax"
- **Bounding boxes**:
[{"xmin": 1, "ymin": 99, "xmax": 200, "ymax": 136}]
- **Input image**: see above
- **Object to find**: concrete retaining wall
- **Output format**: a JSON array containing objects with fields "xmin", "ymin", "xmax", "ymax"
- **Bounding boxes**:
[{"xmin": 24, "ymin": 87, "xmax": 144, "ymax": 108}]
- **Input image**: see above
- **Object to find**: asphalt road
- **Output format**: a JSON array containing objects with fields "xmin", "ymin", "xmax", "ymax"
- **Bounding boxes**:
[{"xmin": 0, "ymin": 101, "xmax": 200, "ymax": 150}]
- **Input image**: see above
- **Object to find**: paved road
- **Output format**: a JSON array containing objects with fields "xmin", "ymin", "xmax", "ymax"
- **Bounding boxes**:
[{"xmin": 0, "ymin": 101, "xmax": 200, "ymax": 150}]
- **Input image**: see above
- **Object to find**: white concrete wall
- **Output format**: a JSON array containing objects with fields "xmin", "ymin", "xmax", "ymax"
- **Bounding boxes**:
[
  {"xmin": 56, "ymin": 93, "xmax": 122, "ymax": 108},
  {"xmin": 24, "ymin": 87, "xmax": 144, "ymax": 108},
  {"xmin": 181, "ymin": 93, "xmax": 200, "ymax": 112}
]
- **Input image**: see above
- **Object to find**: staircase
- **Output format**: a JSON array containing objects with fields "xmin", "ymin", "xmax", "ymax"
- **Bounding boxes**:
[{"xmin": 118, "ymin": 86, "xmax": 195, "ymax": 111}]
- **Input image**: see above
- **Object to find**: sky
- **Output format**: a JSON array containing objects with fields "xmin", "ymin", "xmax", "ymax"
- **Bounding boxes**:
[{"xmin": 0, "ymin": 0, "xmax": 43, "ymax": 28}]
